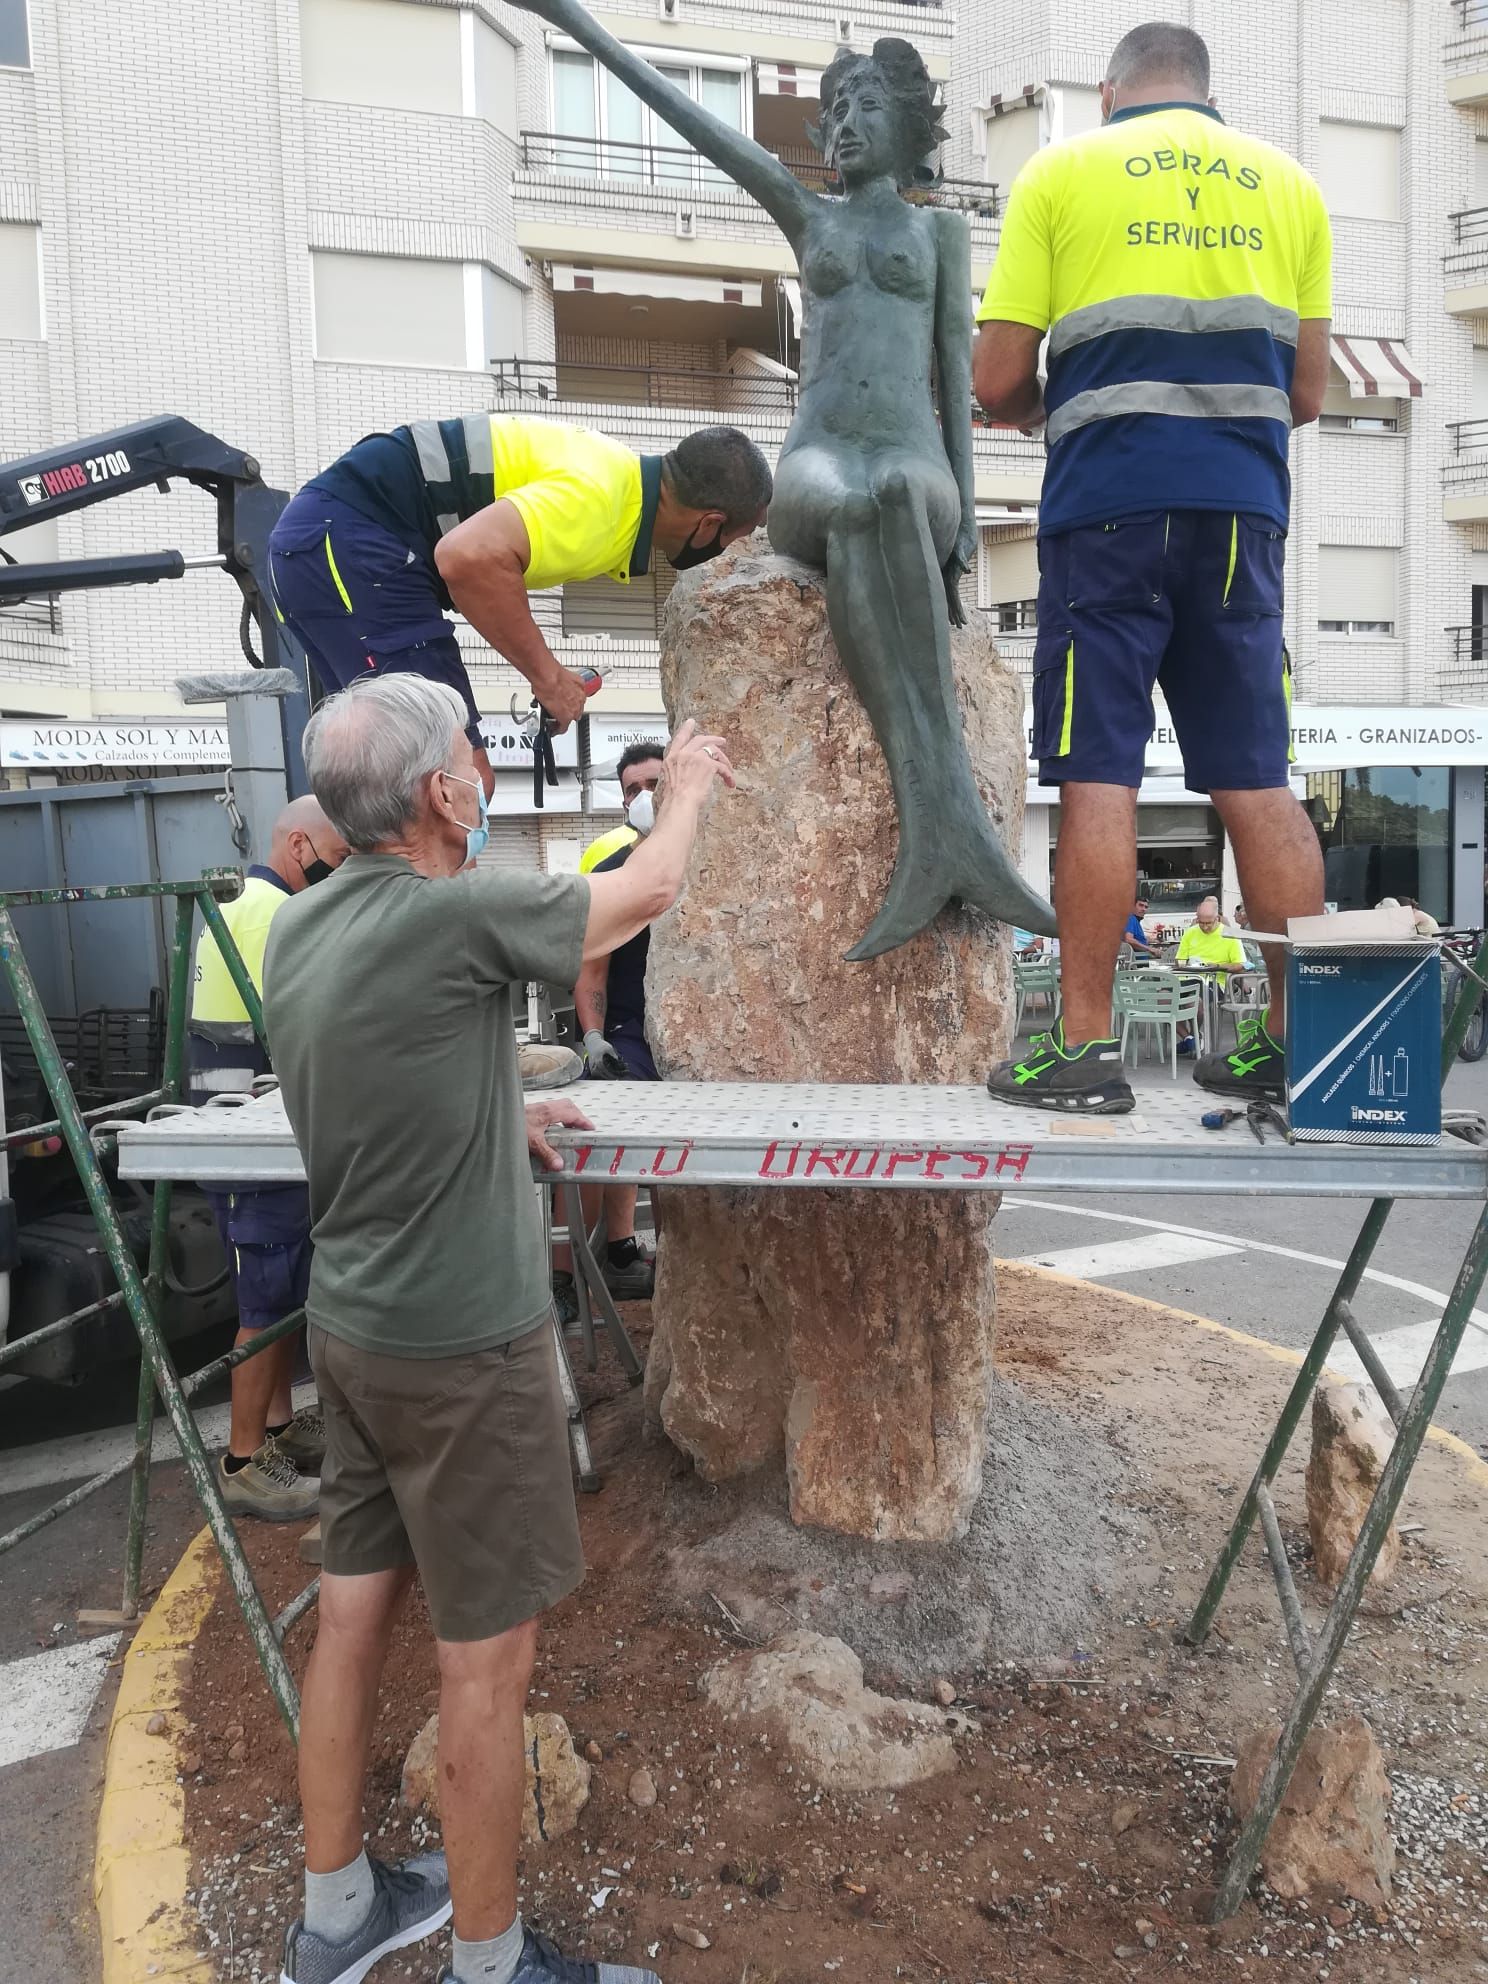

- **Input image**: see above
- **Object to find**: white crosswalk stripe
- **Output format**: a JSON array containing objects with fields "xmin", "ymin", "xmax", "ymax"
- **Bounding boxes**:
[
  {"xmin": 1325, "ymin": 1321, "xmax": 1488, "ymax": 1395},
  {"xmin": 0, "ymin": 1634, "xmax": 121, "ymax": 1770},
  {"xmin": 1009, "ymin": 1233, "xmax": 1244, "ymax": 1279}
]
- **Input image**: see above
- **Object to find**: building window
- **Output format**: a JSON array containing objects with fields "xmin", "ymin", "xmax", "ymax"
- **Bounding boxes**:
[
  {"xmin": 549, "ymin": 46, "xmax": 744, "ymax": 185},
  {"xmin": 0, "ymin": 0, "xmax": 28, "ymax": 69},
  {"xmin": 1319, "ymin": 412, "xmax": 1399, "ymax": 433},
  {"xmin": 472, "ymin": 13, "xmax": 517, "ymax": 134},
  {"xmin": 481, "ymin": 266, "xmax": 524, "ymax": 366},
  {"xmin": 982, "ymin": 105, "xmax": 1038, "ymax": 194},
  {"xmin": 995, "ymin": 599, "xmax": 1037, "ymax": 632},
  {"xmin": 979, "ymin": 533, "xmax": 1039, "ymax": 623},
  {"xmin": 1317, "ymin": 544, "xmax": 1398, "ymax": 638},
  {"xmin": 1315, "ymin": 120, "xmax": 1401, "ymax": 223},
  {"xmin": 1307, "ymin": 767, "xmax": 1450, "ymax": 924},
  {"xmin": 0, "ymin": 222, "xmax": 42, "ymax": 338},
  {"xmin": 561, "ymin": 566, "xmax": 677, "ymax": 637},
  {"xmin": 300, "ymin": 0, "xmax": 513, "ymax": 121},
  {"xmin": 313, "ymin": 252, "xmax": 468, "ymax": 367}
]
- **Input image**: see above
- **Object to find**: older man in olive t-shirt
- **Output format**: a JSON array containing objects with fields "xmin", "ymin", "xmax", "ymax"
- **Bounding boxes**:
[{"xmin": 262, "ymin": 674, "xmax": 733, "ymax": 1984}]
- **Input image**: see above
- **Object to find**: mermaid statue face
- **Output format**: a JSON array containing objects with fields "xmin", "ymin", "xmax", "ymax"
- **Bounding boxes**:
[{"xmin": 819, "ymin": 67, "xmax": 916, "ymax": 188}]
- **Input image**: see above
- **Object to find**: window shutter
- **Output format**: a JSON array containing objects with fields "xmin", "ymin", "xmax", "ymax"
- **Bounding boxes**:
[
  {"xmin": 313, "ymin": 252, "xmax": 466, "ymax": 367},
  {"xmin": 1315, "ymin": 122, "xmax": 1400, "ymax": 223},
  {"xmin": 1317, "ymin": 546, "xmax": 1398, "ymax": 624}
]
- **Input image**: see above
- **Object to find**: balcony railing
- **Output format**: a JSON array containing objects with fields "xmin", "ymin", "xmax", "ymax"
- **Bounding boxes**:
[
  {"xmin": 1448, "ymin": 625, "xmax": 1488, "ymax": 665},
  {"xmin": 490, "ymin": 359, "xmax": 1042, "ymax": 442},
  {"xmin": 1448, "ymin": 419, "xmax": 1488, "ymax": 453},
  {"xmin": 491, "ymin": 358, "xmax": 797, "ymax": 415},
  {"xmin": 518, "ymin": 131, "xmax": 998, "ymax": 215},
  {"xmin": 1453, "ymin": 0, "xmax": 1488, "ymax": 27},
  {"xmin": 1450, "ymin": 206, "xmax": 1488, "ymax": 244}
]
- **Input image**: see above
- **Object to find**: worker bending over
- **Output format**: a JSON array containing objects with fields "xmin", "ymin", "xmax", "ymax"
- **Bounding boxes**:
[
  {"xmin": 187, "ymin": 795, "xmax": 348, "ymax": 1519},
  {"xmin": 977, "ymin": 21, "xmax": 1329, "ymax": 1113},
  {"xmin": 269, "ymin": 414, "xmax": 771, "ymax": 791},
  {"xmin": 264, "ymin": 674, "xmax": 733, "ymax": 1984}
]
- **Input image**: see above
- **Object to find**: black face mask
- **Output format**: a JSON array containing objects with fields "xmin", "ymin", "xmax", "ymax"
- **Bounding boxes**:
[
  {"xmin": 668, "ymin": 519, "xmax": 727, "ymax": 571},
  {"xmin": 300, "ymin": 839, "xmax": 335, "ymax": 888}
]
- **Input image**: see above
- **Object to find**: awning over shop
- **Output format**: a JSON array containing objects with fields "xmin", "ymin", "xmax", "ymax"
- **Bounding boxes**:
[
  {"xmin": 780, "ymin": 276, "xmax": 803, "ymax": 334},
  {"xmin": 550, "ymin": 266, "xmax": 763, "ymax": 308},
  {"xmin": 975, "ymin": 501, "xmax": 1038, "ymax": 524},
  {"xmin": 1329, "ymin": 334, "xmax": 1424, "ymax": 399},
  {"xmin": 756, "ymin": 60, "xmax": 822, "ymax": 98}
]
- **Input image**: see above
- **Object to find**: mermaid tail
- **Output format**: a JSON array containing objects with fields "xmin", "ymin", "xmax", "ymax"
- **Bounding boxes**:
[{"xmin": 825, "ymin": 481, "xmax": 1057, "ymax": 963}]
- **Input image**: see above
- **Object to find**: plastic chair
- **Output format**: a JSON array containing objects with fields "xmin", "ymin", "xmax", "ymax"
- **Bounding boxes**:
[
  {"xmin": 1220, "ymin": 969, "xmax": 1268, "ymax": 1044},
  {"xmin": 1014, "ymin": 958, "xmax": 1060, "ymax": 1034},
  {"xmin": 1115, "ymin": 971, "xmax": 1203, "ymax": 1079}
]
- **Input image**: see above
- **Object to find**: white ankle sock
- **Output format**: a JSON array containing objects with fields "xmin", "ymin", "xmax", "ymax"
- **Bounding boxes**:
[
  {"xmin": 304, "ymin": 1848, "xmax": 374, "ymax": 1943},
  {"xmin": 453, "ymin": 1915, "xmax": 525, "ymax": 1984}
]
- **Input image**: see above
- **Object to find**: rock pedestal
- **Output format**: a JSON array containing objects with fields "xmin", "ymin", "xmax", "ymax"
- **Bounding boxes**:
[
  {"xmin": 400, "ymin": 1710, "xmax": 590, "ymax": 1842},
  {"xmin": 644, "ymin": 547, "xmax": 1026, "ymax": 1541},
  {"xmin": 1231, "ymin": 1716, "xmax": 1395, "ymax": 1905}
]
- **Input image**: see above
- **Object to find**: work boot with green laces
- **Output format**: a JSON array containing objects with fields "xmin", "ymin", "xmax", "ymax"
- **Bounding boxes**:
[
  {"xmin": 985, "ymin": 1019, "xmax": 1135, "ymax": 1114},
  {"xmin": 1194, "ymin": 1013, "xmax": 1286, "ymax": 1101}
]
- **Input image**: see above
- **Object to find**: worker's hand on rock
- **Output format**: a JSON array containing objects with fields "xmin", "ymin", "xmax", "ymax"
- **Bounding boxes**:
[
  {"xmin": 584, "ymin": 1030, "xmax": 627, "ymax": 1079},
  {"xmin": 657, "ymin": 718, "xmax": 735, "ymax": 817},
  {"xmin": 537, "ymin": 664, "xmax": 591, "ymax": 733},
  {"xmin": 525, "ymin": 1094, "xmax": 594, "ymax": 1173}
]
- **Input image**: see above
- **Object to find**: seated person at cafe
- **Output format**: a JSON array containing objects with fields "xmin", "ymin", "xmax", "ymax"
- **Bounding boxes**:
[{"xmin": 1173, "ymin": 896, "xmax": 1247, "ymax": 1056}]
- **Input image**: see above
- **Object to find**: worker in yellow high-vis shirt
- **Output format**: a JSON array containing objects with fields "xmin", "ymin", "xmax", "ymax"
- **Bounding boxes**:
[
  {"xmin": 189, "ymin": 795, "xmax": 348, "ymax": 1521},
  {"xmin": 977, "ymin": 21, "xmax": 1329, "ymax": 1117},
  {"xmin": 269, "ymin": 415, "xmax": 771, "ymax": 796}
]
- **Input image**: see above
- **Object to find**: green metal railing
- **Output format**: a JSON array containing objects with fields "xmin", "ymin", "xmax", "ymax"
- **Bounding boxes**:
[
  {"xmin": 0, "ymin": 873, "xmax": 314, "ymax": 1736},
  {"xmin": 1185, "ymin": 934, "xmax": 1488, "ymax": 1917}
]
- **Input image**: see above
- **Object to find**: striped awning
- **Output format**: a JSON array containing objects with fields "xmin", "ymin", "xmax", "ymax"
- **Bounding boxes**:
[
  {"xmin": 1329, "ymin": 334, "xmax": 1424, "ymax": 399},
  {"xmin": 551, "ymin": 266, "xmax": 762, "ymax": 308},
  {"xmin": 975, "ymin": 502, "xmax": 1038, "ymax": 524},
  {"xmin": 756, "ymin": 60, "xmax": 822, "ymax": 97}
]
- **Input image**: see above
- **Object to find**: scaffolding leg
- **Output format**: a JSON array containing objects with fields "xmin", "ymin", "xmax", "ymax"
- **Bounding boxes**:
[
  {"xmin": 0, "ymin": 905, "xmax": 301, "ymax": 1738},
  {"xmin": 123, "ymin": 893, "xmax": 195, "ymax": 1618},
  {"xmin": 1210, "ymin": 1199, "xmax": 1488, "ymax": 1917},
  {"xmin": 560, "ymin": 1180, "xmax": 642, "ymax": 1385},
  {"xmin": 551, "ymin": 1309, "xmax": 600, "ymax": 1493},
  {"xmin": 1184, "ymin": 1195, "xmax": 1394, "ymax": 1646}
]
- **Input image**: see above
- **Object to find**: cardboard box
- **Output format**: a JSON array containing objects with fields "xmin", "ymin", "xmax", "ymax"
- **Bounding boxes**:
[{"xmin": 1286, "ymin": 922, "xmax": 1440, "ymax": 1145}]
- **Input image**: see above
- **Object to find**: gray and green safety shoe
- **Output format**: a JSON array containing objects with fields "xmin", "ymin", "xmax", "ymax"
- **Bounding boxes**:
[
  {"xmin": 219, "ymin": 1441, "xmax": 319, "ymax": 1523},
  {"xmin": 439, "ymin": 1924, "xmax": 660, "ymax": 1984},
  {"xmin": 986, "ymin": 1021, "xmax": 1134, "ymax": 1114},
  {"xmin": 281, "ymin": 1853, "xmax": 451, "ymax": 1984},
  {"xmin": 1195, "ymin": 1013, "xmax": 1286, "ymax": 1101}
]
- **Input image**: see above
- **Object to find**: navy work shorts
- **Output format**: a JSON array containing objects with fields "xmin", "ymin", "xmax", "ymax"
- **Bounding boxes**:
[
  {"xmin": 204, "ymin": 1184, "xmax": 312, "ymax": 1333},
  {"xmin": 1031, "ymin": 508, "xmax": 1291, "ymax": 793},
  {"xmin": 268, "ymin": 487, "xmax": 483, "ymax": 746}
]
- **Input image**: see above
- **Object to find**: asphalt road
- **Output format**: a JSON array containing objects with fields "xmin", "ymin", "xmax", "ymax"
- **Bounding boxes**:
[{"xmin": 1, "ymin": 1052, "xmax": 1485, "ymax": 1980}]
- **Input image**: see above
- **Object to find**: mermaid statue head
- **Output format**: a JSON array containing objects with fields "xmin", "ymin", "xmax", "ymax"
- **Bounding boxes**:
[{"xmin": 808, "ymin": 38, "xmax": 948, "ymax": 191}]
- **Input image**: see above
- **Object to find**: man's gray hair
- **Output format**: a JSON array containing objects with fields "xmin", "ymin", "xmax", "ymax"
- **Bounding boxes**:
[
  {"xmin": 1106, "ymin": 22, "xmax": 1210, "ymax": 95},
  {"xmin": 302, "ymin": 675, "xmax": 465, "ymax": 851}
]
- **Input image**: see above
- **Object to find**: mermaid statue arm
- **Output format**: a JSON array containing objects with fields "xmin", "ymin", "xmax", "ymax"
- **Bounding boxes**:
[
  {"xmin": 511, "ymin": 0, "xmax": 817, "ymax": 246},
  {"xmin": 932, "ymin": 208, "xmax": 978, "ymax": 630}
]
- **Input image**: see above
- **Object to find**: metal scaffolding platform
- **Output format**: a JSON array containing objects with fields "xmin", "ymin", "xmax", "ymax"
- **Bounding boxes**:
[
  {"xmin": 116, "ymin": 1080, "xmax": 1488, "ymax": 1198},
  {"xmin": 114, "ymin": 1009, "xmax": 1488, "ymax": 1923}
]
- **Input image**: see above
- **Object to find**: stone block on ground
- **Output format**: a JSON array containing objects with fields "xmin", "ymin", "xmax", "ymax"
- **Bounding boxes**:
[
  {"xmin": 1306, "ymin": 1382, "xmax": 1400, "ymax": 1587},
  {"xmin": 1231, "ymin": 1715, "xmax": 1395, "ymax": 1906},
  {"xmin": 401, "ymin": 1709, "xmax": 590, "ymax": 1842},
  {"xmin": 701, "ymin": 1628, "xmax": 957, "ymax": 1791},
  {"xmin": 647, "ymin": 547, "xmax": 1025, "ymax": 1540}
]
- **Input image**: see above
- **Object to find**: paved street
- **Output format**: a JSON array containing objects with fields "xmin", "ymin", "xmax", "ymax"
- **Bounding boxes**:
[{"xmin": 1, "ymin": 1052, "xmax": 1485, "ymax": 1980}]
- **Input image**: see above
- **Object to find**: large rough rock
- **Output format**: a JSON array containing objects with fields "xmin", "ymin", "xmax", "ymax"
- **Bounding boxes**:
[
  {"xmin": 702, "ymin": 1629, "xmax": 957, "ymax": 1790},
  {"xmin": 400, "ymin": 1709, "xmax": 590, "ymax": 1842},
  {"xmin": 1306, "ymin": 1382, "xmax": 1401, "ymax": 1587},
  {"xmin": 645, "ymin": 548, "xmax": 1025, "ymax": 1540},
  {"xmin": 1231, "ymin": 1715, "xmax": 1395, "ymax": 1905}
]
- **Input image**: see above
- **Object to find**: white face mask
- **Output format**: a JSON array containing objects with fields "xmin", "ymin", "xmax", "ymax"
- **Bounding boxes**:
[{"xmin": 625, "ymin": 789, "xmax": 655, "ymax": 836}]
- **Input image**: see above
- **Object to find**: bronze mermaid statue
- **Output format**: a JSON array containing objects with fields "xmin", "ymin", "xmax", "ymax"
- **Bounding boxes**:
[{"xmin": 515, "ymin": 0, "xmax": 1057, "ymax": 956}]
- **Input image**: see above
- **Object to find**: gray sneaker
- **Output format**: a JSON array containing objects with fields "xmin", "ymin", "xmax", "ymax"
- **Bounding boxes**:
[
  {"xmin": 219, "ymin": 1441, "xmax": 319, "ymax": 1522},
  {"xmin": 439, "ymin": 1925, "xmax": 659, "ymax": 1984},
  {"xmin": 282, "ymin": 1853, "xmax": 451, "ymax": 1984}
]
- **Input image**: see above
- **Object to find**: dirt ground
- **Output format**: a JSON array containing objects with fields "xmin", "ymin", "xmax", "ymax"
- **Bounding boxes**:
[{"xmin": 179, "ymin": 1270, "xmax": 1488, "ymax": 1984}]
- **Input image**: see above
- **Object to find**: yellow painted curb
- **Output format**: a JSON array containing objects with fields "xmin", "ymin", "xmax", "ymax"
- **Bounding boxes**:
[
  {"xmin": 996, "ymin": 1257, "xmax": 1488, "ymax": 1493},
  {"xmin": 94, "ymin": 1526, "xmax": 219, "ymax": 1984}
]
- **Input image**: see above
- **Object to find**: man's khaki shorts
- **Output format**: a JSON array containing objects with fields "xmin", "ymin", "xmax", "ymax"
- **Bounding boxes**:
[{"xmin": 309, "ymin": 1320, "xmax": 585, "ymax": 1642}]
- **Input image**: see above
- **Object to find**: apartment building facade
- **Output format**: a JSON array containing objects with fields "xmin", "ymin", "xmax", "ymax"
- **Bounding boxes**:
[{"xmin": 1, "ymin": 0, "xmax": 1486, "ymax": 914}]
